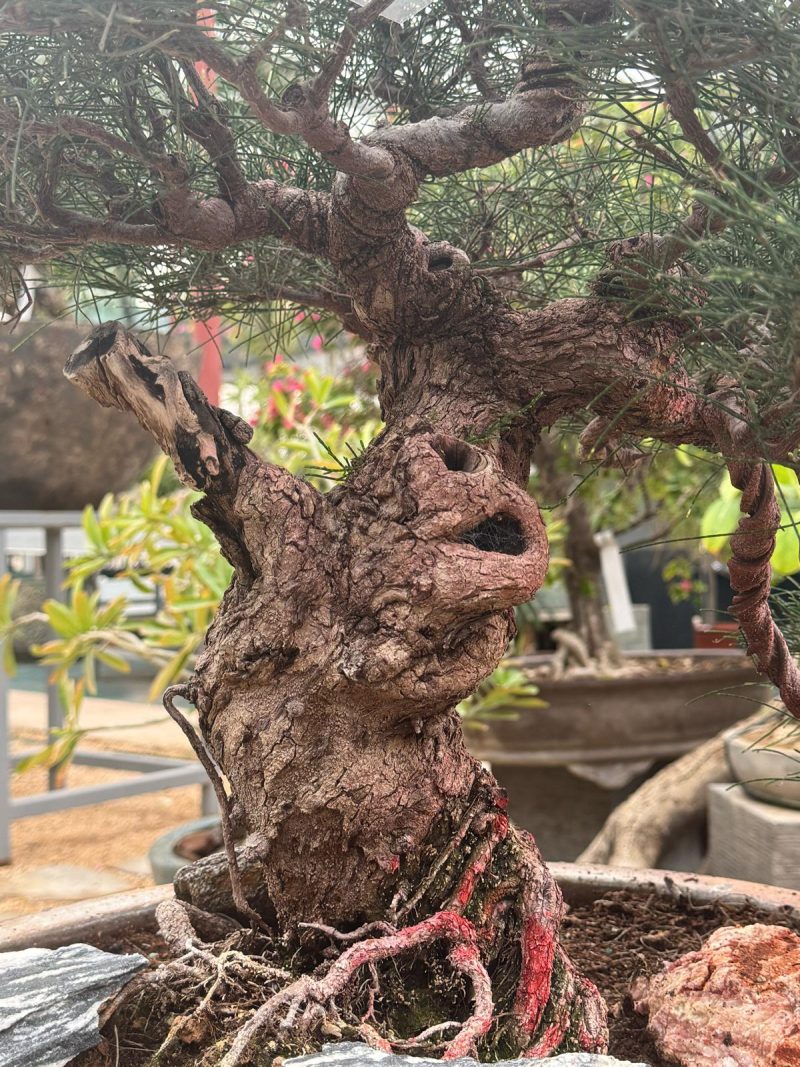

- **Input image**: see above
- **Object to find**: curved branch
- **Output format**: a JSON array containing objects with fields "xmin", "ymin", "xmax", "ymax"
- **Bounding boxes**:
[
  {"xmin": 372, "ymin": 74, "xmax": 588, "ymax": 180},
  {"xmin": 161, "ymin": 26, "xmax": 394, "ymax": 181},
  {"xmin": 707, "ymin": 425, "xmax": 800, "ymax": 717},
  {"xmin": 497, "ymin": 297, "xmax": 708, "ymax": 442},
  {"xmin": 244, "ymin": 281, "xmax": 370, "ymax": 339},
  {"xmin": 511, "ymin": 296, "xmax": 800, "ymax": 713},
  {"xmin": 0, "ymin": 105, "xmax": 186, "ymax": 180},
  {"xmin": 370, "ymin": 2, "xmax": 611, "ymax": 180},
  {"xmin": 3, "ymin": 175, "xmax": 329, "ymax": 262},
  {"xmin": 64, "ymin": 322, "xmax": 325, "ymax": 580},
  {"xmin": 719, "ymin": 461, "xmax": 800, "ymax": 713}
]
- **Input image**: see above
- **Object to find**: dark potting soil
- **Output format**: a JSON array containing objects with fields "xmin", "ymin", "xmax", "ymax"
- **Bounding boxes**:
[
  {"xmin": 82, "ymin": 888, "xmax": 800, "ymax": 1066},
  {"xmin": 561, "ymin": 886, "xmax": 800, "ymax": 1066}
]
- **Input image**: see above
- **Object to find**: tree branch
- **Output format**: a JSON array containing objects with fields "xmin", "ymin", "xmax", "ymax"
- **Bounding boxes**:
[
  {"xmin": 64, "ymin": 322, "xmax": 326, "ymax": 582},
  {"xmin": 619, "ymin": 1, "xmax": 723, "ymax": 170},
  {"xmin": 309, "ymin": 0, "xmax": 394, "ymax": 103},
  {"xmin": 161, "ymin": 25, "xmax": 395, "ymax": 181},
  {"xmin": 476, "ymin": 232, "xmax": 584, "ymax": 277},
  {"xmin": 442, "ymin": 0, "xmax": 503, "ymax": 102},
  {"xmin": 64, "ymin": 322, "xmax": 253, "ymax": 496},
  {"xmin": 370, "ymin": 1, "xmax": 611, "ymax": 179},
  {"xmin": 1, "ymin": 169, "xmax": 329, "ymax": 264},
  {"xmin": 0, "ymin": 105, "xmax": 186, "ymax": 181},
  {"xmin": 243, "ymin": 282, "xmax": 370, "ymax": 339},
  {"xmin": 498, "ymin": 297, "xmax": 708, "ymax": 442}
]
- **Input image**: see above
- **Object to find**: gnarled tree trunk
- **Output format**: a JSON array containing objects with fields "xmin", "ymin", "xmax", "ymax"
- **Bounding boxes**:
[
  {"xmin": 66, "ymin": 301, "xmax": 606, "ymax": 1058},
  {"xmin": 52, "ymin": 4, "xmax": 800, "ymax": 1061}
]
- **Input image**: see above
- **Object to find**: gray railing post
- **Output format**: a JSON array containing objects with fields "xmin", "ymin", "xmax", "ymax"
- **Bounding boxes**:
[
  {"xmin": 0, "ymin": 527, "xmax": 10, "ymax": 864},
  {"xmin": 44, "ymin": 525, "xmax": 66, "ymax": 790}
]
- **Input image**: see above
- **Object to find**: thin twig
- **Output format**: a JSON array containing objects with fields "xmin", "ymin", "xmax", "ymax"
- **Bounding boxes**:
[{"xmin": 162, "ymin": 684, "xmax": 270, "ymax": 932}]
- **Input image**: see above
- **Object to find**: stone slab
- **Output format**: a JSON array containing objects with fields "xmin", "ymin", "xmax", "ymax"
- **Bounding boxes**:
[
  {"xmin": 286, "ymin": 1041, "xmax": 648, "ymax": 1067},
  {"xmin": 0, "ymin": 942, "xmax": 146, "ymax": 1067},
  {"xmin": 707, "ymin": 782, "xmax": 800, "ymax": 890}
]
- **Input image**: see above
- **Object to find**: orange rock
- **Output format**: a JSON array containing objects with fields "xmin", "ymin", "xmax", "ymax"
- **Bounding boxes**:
[{"xmin": 632, "ymin": 924, "xmax": 800, "ymax": 1066}]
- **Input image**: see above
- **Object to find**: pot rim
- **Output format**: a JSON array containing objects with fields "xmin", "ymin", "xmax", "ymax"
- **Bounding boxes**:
[{"xmin": 1, "ymin": 863, "xmax": 797, "ymax": 954}]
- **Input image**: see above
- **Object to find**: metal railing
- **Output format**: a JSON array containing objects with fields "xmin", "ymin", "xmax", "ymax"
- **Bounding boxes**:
[{"xmin": 0, "ymin": 511, "xmax": 214, "ymax": 864}]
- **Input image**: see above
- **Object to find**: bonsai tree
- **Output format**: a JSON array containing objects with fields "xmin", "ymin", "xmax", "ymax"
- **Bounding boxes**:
[{"xmin": 2, "ymin": 1, "xmax": 800, "ymax": 1061}]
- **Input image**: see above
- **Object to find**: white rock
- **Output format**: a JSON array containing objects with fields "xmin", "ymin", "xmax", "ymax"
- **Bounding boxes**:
[
  {"xmin": 286, "ymin": 1041, "xmax": 648, "ymax": 1067},
  {"xmin": 0, "ymin": 942, "xmax": 146, "ymax": 1067}
]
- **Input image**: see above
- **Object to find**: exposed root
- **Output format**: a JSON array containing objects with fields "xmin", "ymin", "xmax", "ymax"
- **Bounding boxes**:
[
  {"xmin": 219, "ymin": 911, "xmax": 494, "ymax": 1067},
  {"xmin": 298, "ymin": 920, "xmax": 397, "ymax": 944},
  {"xmin": 96, "ymin": 780, "xmax": 606, "ymax": 1066},
  {"xmin": 155, "ymin": 899, "xmax": 240, "ymax": 953}
]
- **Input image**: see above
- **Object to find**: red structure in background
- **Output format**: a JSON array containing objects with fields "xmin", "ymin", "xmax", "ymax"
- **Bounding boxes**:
[
  {"xmin": 193, "ymin": 318, "xmax": 223, "ymax": 405},
  {"xmin": 192, "ymin": 6, "xmax": 222, "ymax": 405}
]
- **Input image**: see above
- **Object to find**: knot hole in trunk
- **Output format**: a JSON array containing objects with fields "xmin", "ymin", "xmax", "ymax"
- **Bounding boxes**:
[
  {"xmin": 432, "ymin": 436, "xmax": 488, "ymax": 474},
  {"xmin": 461, "ymin": 513, "xmax": 526, "ymax": 556},
  {"xmin": 425, "ymin": 242, "xmax": 470, "ymax": 274}
]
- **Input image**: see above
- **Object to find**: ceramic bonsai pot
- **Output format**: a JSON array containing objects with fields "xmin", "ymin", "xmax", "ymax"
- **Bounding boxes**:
[
  {"xmin": 2, "ymin": 863, "xmax": 798, "ymax": 954},
  {"xmin": 467, "ymin": 651, "xmax": 771, "ymax": 860},
  {"xmin": 724, "ymin": 713, "xmax": 800, "ymax": 809}
]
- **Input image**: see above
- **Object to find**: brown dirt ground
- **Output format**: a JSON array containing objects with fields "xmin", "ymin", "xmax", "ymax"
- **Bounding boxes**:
[{"xmin": 1, "ymin": 748, "xmax": 201, "ymax": 919}]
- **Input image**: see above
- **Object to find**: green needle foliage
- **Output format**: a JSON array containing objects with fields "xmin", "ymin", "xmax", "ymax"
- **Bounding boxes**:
[{"xmin": 0, "ymin": 2, "xmax": 796, "ymax": 365}]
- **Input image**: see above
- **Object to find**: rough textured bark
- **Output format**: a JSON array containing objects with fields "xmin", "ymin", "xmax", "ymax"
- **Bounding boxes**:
[
  {"xmin": 62, "ymin": 141, "xmax": 800, "ymax": 1065},
  {"xmin": 65, "ymin": 322, "xmax": 605, "ymax": 1058}
]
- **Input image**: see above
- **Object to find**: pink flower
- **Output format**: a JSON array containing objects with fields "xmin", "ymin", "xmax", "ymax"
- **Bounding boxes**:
[
  {"xmin": 294, "ymin": 311, "xmax": 305, "ymax": 323},
  {"xmin": 643, "ymin": 173, "xmax": 654, "ymax": 187},
  {"xmin": 311, "ymin": 334, "xmax": 323, "ymax": 351}
]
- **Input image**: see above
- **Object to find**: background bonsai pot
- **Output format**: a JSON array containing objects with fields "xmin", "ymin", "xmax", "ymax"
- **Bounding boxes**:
[
  {"xmin": 692, "ymin": 616, "xmax": 741, "ymax": 650},
  {"xmin": 149, "ymin": 814, "xmax": 224, "ymax": 885},
  {"xmin": 724, "ymin": 714, "xmax": 800, "ymax": 808},
  {"xmin": 469, "ymin": 650, "xmax": 771, "ymax": 861}
]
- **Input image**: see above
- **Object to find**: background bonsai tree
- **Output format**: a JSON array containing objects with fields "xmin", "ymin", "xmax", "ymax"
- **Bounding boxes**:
[
  {"xmin": 526, "ymin": 430, "xmax": 719, "ymax": 668},
  {"xmin": 2, "ymin": 0, "xmax": 800, "ymax": 1061}
]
